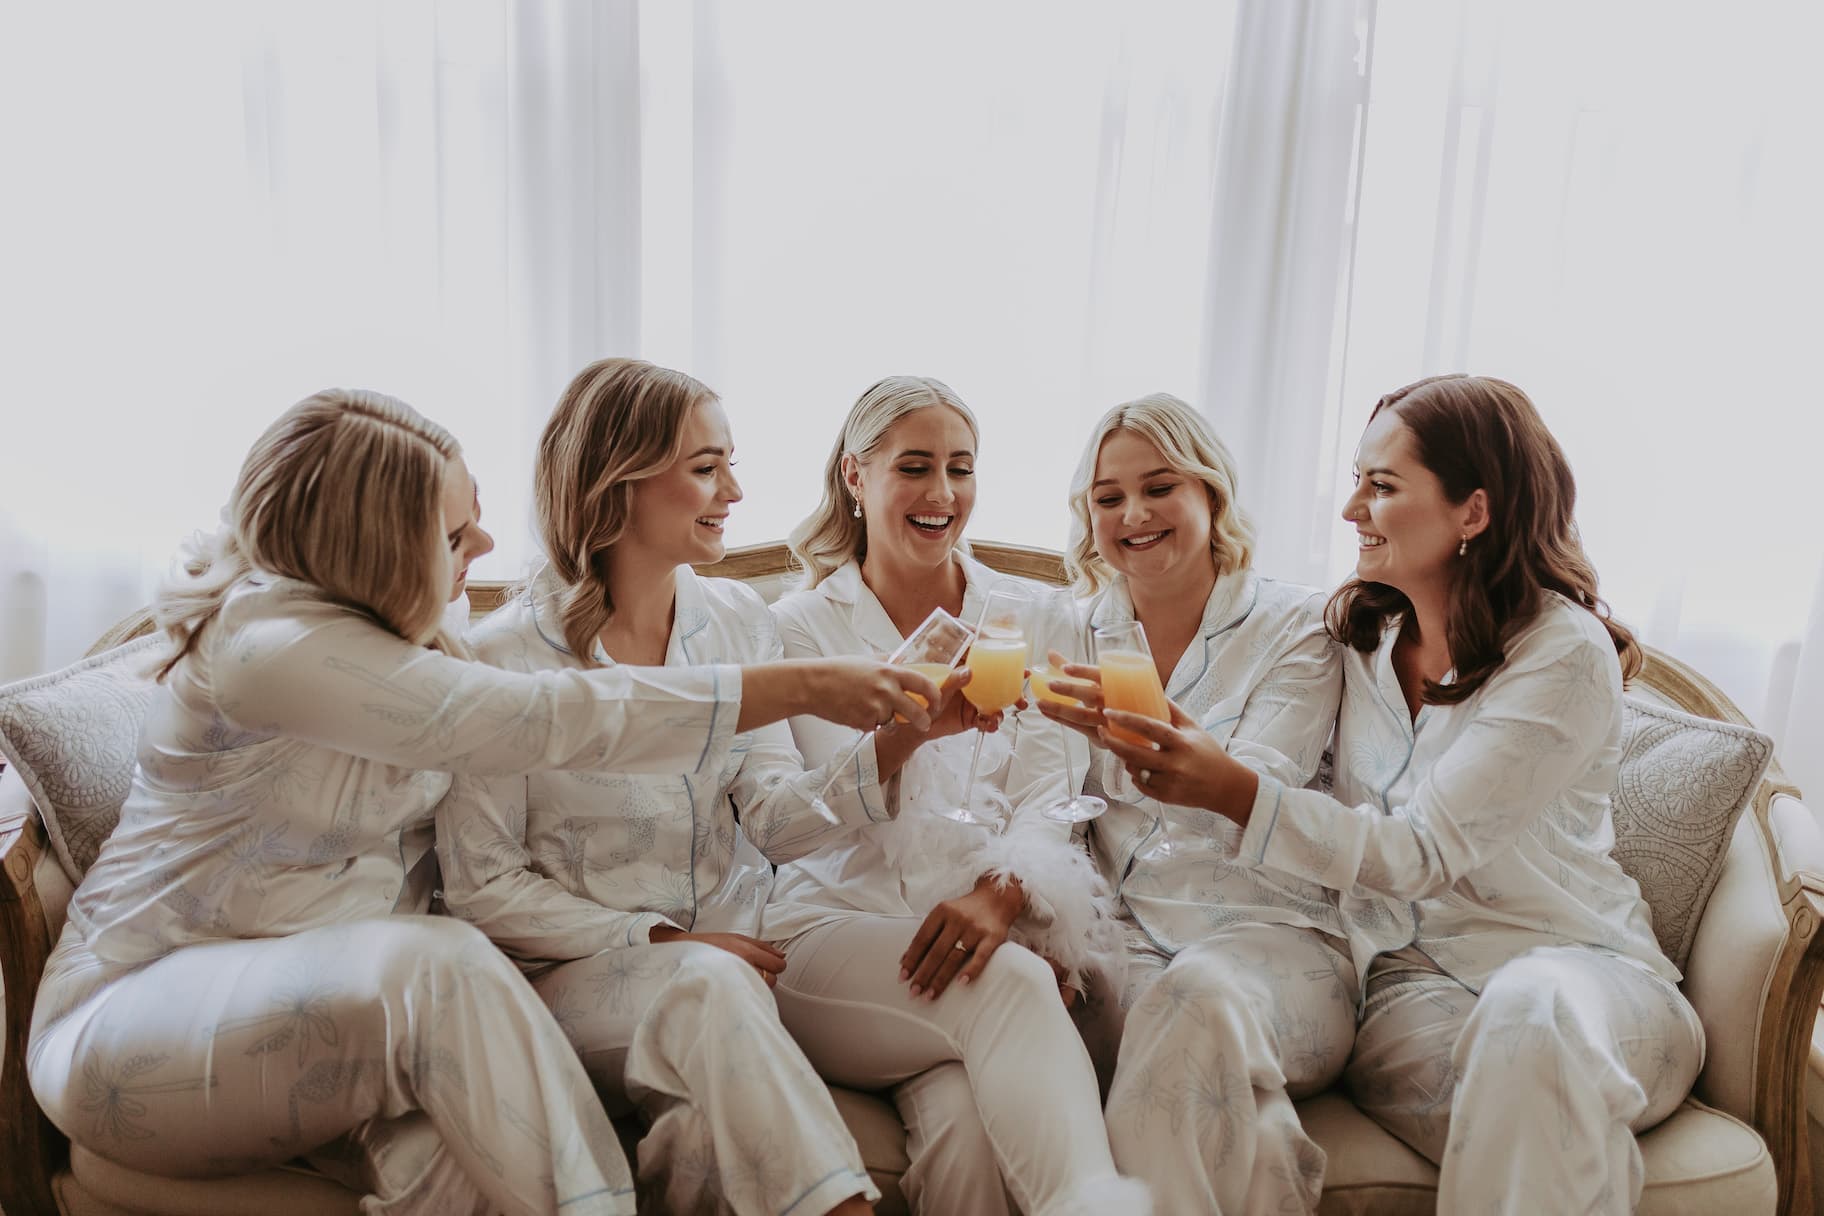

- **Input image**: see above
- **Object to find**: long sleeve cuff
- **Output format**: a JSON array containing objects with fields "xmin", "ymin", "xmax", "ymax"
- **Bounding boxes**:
[{"xmin": 1237, "ymin": 772, "xmax": 1285, "ymax": 865}]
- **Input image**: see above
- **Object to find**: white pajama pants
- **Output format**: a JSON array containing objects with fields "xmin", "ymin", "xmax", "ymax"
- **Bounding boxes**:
[
  {"xmin": 773, "ymin": 915, "xmax": 1147, "ymax": 1216},
  {"xmin": 1346, "ymin": 945, "xmax": 1705, "ymax": 1215},
  {"xmin": 1101, "ymin": 921, "xmax": 1358, "ymax": 1216},
  {"xmin": 28, "ymin": 917, "xmax": 635, "ymax": 1215},
  {"xmin": 529, "ymin": 940, "xmax": 876, "ymax": 1216}
]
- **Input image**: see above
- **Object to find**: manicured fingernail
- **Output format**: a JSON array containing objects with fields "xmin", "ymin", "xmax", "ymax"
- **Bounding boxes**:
[
  {"xmin": 909, "ymin": 984, "xmax": 922, "ymax": 997},
  {"xmin": 899, "ymin": 967, "xmax": 910, "ymax": 981},
  {"xmin": 958, "ymin": 974, "xmax": 972, "ymax": 986}
]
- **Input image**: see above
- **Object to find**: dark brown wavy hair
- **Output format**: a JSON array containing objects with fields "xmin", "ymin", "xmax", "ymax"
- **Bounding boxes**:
[{"xmin": 1324, "ymin": 374, "xmax": 1641, "ymax": 704}]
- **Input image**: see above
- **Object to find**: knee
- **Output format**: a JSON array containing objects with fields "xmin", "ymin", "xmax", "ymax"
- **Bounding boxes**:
[
  {"xmin": 662, "ymin": 942, "xmax": 771, "ymax": 1005},
  {"xmin": 975, "ymin": 941, "xmax": 1058, "ymax": 1001}
]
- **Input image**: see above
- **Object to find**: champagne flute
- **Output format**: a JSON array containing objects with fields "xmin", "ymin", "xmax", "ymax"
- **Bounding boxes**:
[
  {"xmin": 806, "ymin": 606, "xmax": 975, "ymax": 823},
  {"xmin": 931, "ymin": 586, "xmax": 1033, "ymax": 826},
  {"xmin": 1030, "ymin": 644, "xmax": 1108, "ymax": 823},
  {"xmin": 1091, "ymin": 619, "xmax": 1173, "ymax": 855}
]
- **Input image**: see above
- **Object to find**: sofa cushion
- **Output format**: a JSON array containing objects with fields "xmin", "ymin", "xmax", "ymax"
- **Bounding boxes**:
[
  {"xmin": 0, "ymin": 635, "xmax": 169, "ymax": 884},
  {"xmin": 1302, "ymin": 1091, "xmax": 1775, "ymax": 1215},
  {"xmin": 1610, "ymin": 695, "xmax": 1773, "ymax": 970}
]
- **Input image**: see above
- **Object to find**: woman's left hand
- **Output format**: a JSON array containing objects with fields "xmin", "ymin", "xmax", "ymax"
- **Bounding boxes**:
[
  {"xmin": 899, "ymin": 874, "xmax": 1025, "ymax": 1000},
  {"xmin": 1100, "ymin": 700, "xmax": 1259, "ymax": 824}
]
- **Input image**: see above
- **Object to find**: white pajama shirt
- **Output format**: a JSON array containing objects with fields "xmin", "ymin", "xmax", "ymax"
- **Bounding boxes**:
[
  {"xmin": 766, "ymin": 554, "xmax": 1146, "ymax": 1216},
  {"xmin": 1237, "ymin": 592, "xmax": 1703, "ymax": 1214},
  {"xmin": 29, "ymin": 573, "xmax": 747, "ymax": 1216},
  {"xmin": 1069, "ymin": 570, "xmax": 1355, "ymax": 1216},
  {"xmin": 434, "ymin": 565, "xmax": 881, "ymax": 1215}
]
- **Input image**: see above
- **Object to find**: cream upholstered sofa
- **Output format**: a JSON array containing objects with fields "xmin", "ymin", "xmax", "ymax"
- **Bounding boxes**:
[{"xmin": 1, "ymin": 540, "xmax": 1819, "ymax": 1216}]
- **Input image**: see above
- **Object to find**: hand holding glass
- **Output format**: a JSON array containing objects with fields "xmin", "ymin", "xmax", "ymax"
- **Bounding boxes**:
[
  {"xmin": 807, "ymin": 607, "xmax": 975, "ymax": 823},
  {"xmin": 1031, "ymin": 644, "xmax": 1108, "ymax": 823},
  {"xmin": 932, "ymin": 586, "xmax": 1034, "ymax": 826},
  {"xmin": 1091, "ymin": 619, "xmax": 1174, "ymax": 854}
]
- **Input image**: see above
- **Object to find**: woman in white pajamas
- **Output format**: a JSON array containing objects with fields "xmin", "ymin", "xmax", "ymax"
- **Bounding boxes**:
[
  {"xmin": 26, "ymin": 389, "xmax": 940, "ymax": 1216},
  {"xmin": 1088, "ymin": 375, "xmax": 1702, "ymax": 1214},
  {"xmin": 437, "ymin": 358, "xmax": 963, "ymax": 1215},
  {"xmin": 1032, "ymin": 393, "xmax": 1349, "ymax": 1215},
  {"xmin": 767, "ymin": 376, "xmax": 1148, "ymax": 1216}
]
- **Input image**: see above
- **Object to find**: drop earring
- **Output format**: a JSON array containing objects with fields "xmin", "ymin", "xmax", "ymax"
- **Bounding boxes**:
[
  {"xmin": 1458, "ymin": 535, "xmax": 1468, "ymax": 557},
  {"xmin": 852, "ymin": 498, "xmax": 863, "ymax": 519}
]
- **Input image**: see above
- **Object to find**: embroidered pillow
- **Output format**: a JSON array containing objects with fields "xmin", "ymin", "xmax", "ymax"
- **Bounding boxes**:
[
  {"xmin": 0, "ymin": 635, "xmax": 170, "ymax": 883},
  {"xmin": 1610, "ymin": 694, "xmax": 1774, "ymax": 970}
]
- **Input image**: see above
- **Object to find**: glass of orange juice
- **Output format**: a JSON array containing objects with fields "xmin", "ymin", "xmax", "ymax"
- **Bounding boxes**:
[
  {"xmin": 1091, "ymin": 619, "xmax": 1174, "ymax": 853},
  {"xmin": 933, "ymin": 585, "xmax": 1033, "ymax": 825},
  {"xmin": 808, "ymin": 606, "xmax": 973, "ymax": 823}
]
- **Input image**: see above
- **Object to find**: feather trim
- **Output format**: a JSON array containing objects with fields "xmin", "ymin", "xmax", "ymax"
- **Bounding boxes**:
[{"xmin": 972, "ymin": 816, "xmax": 1125, "ymax": 992}]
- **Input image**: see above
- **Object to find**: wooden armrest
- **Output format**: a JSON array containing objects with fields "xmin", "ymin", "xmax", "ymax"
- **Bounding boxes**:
[
  {"xmin": 1749, "ymin": 788, "xmax": 1824, "ymax": 1216},
  {"xmin": 1, "ymin": 791, "xmax": 66, "ymax": 1216}
]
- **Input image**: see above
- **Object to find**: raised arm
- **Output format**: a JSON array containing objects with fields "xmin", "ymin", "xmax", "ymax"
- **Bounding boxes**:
[{"xmin": 1238, "ymin": 626, "xmax": 1619, "ymax": 901}]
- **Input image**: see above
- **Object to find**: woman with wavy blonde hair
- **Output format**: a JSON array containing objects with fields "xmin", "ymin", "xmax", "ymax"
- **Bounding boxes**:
[
  {"xmin": 768, "ymin": 376, "xmax": 1148, "ymax": 1216},
  {"xmin": 1071, "ymin": 375, "xmax": 1699, "ymax": 1214},
  {"xmin": 438, "ymin": 357, "xmax": 965, "ymax": 1215},
  {"xmin": 29, "ymin": 388, "xmax": 934, "ymax": 1216},
  {"xmin": 1034, "ymin": 391, "xmax": 1347, "ymax": 1213}
]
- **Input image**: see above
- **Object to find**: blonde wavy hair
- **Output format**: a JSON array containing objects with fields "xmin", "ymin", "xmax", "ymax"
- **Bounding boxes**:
[
  {"xmin": 787, "ymin": 375, "xmax": 980, "ymax": 589},
  {"xmin": 535, "ymin": 357, "xmax": 718, "ymax": 663},
  {"xmin": 1064, "ymin": 392, "xmax": 1255, "ymax": 596},
  {"xmin": 156, "ymin": 389, "xmax": 465, "ymax": 679}
]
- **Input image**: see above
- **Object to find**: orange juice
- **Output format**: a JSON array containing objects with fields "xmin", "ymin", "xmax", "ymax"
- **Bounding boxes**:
[
  {"xmin": 962, "ymin": 635, "xmax": 1029, "ymax": 712},
  {"xmin": 895, "ymin": 661, "xmax": 957, "ymax": 721},
  {"xmin": 1028, "ymin": 664, "xmax": 1082, "ymax": 707},
  {"xmin": 1098, "ymin": 649, "xmax": 1169, "ymax": 744}
]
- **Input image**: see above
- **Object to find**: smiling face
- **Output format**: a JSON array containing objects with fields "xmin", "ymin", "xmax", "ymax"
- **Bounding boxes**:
[
  {"xmin": 1342, "ymin": 408, "xmax": 1485, "ymax": 601},
  {"xmin": 440, "ymin": 456, "xmax": 496, "ymax": 602},
  {"xmin": 845, "ymin": 405, "xmax": 977, "ymax": 573},
  {"xmin": 1088, "ymin": 428, "xmax": 1214, "ymax": 587},
  {"xmin": 623, "ymin": 398, "xmax": 742, "ymax": 567}
]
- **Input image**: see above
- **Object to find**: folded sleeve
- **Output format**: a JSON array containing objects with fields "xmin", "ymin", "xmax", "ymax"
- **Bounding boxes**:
[{"xmin": 435, "ymin": 773, "xmax": 679, "ymax": 961}]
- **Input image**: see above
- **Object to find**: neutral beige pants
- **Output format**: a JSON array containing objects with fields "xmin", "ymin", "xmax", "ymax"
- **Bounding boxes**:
[
  {"xmin": 1101, "ymin": 921, "xmax": 1358, "ymax": 1216},
  {"xmin": 29, "ymin": 917, "xmax": 634, "ymax": 1215},
  {"xmin": 529, "ymin": 940, "xmax": 876, "ymax": 1216},
  {"xmin": 773, "ymin": 915, "xmax": 1143, "ymax": 1216},
  {"xmin": 1347, "ymin": 945, "xmax": 1704, "ymax": 1215}
]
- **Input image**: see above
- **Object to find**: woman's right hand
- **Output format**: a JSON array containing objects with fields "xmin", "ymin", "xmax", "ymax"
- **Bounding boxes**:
[
  {"xmin": 805, "ymin": 657, "xmax": 942, "ymax": 732},
  {"xmin": 648, "ymin": 926, "xmax": 788, "ymax": 987}
]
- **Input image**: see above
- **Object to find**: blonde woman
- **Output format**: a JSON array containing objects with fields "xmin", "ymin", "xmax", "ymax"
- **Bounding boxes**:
[
  {"xmin": 436, "ymin": 358, "xmax": 956, "ymax": 1215},
  {"xmin": 26, "ymin": 390, "xmax": 938, "ymax": 1216},
  {"xmin": 767, "ymin": 377, "xmax": 1146, "ymax": 1216},
  {"xmin": 1034, "ymin": 394, "xmax": 1347, "ymax": 1214}
]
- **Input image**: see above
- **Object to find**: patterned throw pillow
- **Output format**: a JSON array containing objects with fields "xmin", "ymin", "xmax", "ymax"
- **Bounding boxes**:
[
  {"xmin": 0, "ymin": 635, "xmax": 170, "ymax": 883},
  {"xmin": 1610, "ymin": 694, "xmax": 1774, "ymax": 971}
]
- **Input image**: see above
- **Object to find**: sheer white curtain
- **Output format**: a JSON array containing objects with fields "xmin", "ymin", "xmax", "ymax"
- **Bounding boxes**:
[
  {"xmin": 0, "ymin": 0, "xmax": 638, "ymax": 680},
  {"xmin": 3, "ymin": 0, "xmax": 1820, "ymax": 782},
  {"xmin": 1315, "ymin": 0, "xmax": 1824, "ymax": 745}
]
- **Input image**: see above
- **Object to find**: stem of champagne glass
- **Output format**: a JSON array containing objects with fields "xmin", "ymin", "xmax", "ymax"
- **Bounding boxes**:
[
  {"xmin": 960, "ymin": 729, "xmax": 987, "ymax": 825},
  {"xmin": 1057, "ymin": 719, "xmax": 1077, "ymax": 813}
]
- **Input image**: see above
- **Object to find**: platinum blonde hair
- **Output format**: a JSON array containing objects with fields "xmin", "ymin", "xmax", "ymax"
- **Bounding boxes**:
[
  {"xmin": 787, "ymin": 375, "xmax": 980, "ymax": 588},
  {"xmin": 157, "ymin": 389, "xmax": 465, "ymax": 678},
  {"xmin": 534, "ymin": 357, "xmax": 718, "ymax": 663},
  {"xmin": 1064, "ymin": 392, "xmax": 1255, "ymax": 596}
]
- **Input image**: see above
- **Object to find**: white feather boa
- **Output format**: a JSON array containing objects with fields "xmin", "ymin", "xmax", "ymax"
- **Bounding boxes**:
[{"xmin": 879, "ymin": 732, "xmax": 1125, "ymax": 991}]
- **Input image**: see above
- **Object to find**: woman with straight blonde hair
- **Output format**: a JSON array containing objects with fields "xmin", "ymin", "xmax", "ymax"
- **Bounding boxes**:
[
  {"xmin": 27, "ymin": 388, "xmax": 938, "ymax": 1216},
  {"xmin": 437, "ymin": 357, "xmax": 962, "ymax": 1215},
  {"xmin": 766, "ymin": 376, "xmax": 1148, "ymax": 1216},
  {"xmin": 1034, "ymin": 391, "xmax": 1348, "ymax": 1214}
]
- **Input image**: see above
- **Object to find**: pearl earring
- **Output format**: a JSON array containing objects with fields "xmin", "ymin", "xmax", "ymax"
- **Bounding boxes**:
[
  {"xmin": 1458, "ymin": 535, "xmax": 1468, "ymax": 557},
  {"xmin": 852, "ymin": 498, "xmax": 862, "ymax": 519}
]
